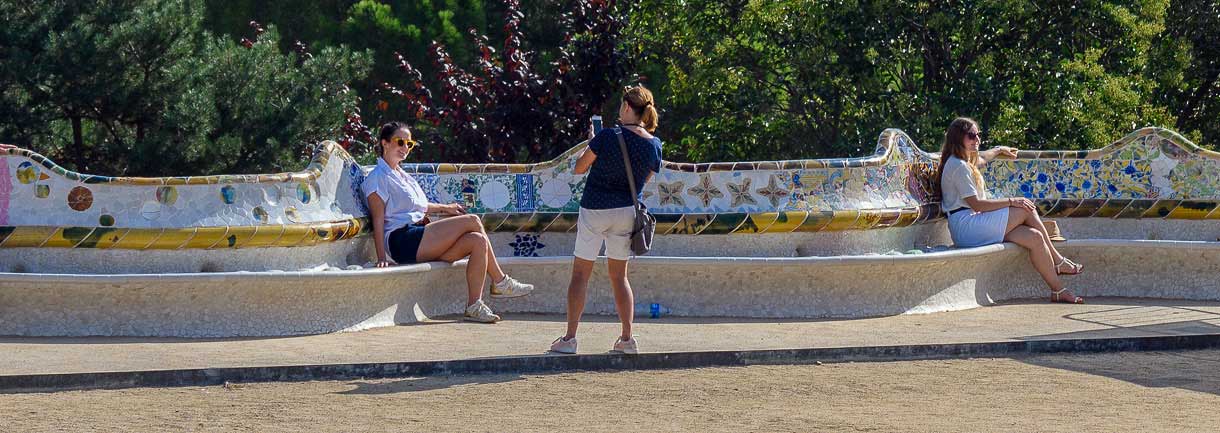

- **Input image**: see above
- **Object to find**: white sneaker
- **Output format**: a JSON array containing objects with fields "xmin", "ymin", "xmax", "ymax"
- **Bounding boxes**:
[
  {"xmin": 549, "ymin": 336, "xmax": 578, "ymax": 354},
  {"xmin": 463, "ymin": 299, "xmax": 501, "ymax": 323},
  {"xmin": 611, "ymin": 336, "xmax": 638, "ymax": 354},
  {"xmin": 490, "ymin": 275, "xmax": 534, "ymax": 299}
]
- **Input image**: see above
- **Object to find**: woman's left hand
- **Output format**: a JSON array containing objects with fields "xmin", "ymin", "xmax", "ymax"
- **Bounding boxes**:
[
  {"xmin": 1009, "ymin": 197, "xmax": 1037, "ymax": 212},
  {"xmin": 991, "ymin": 146, "xmax": 1018, "ymax": 159},
  {"xmin": 445, "ymin": 203, "xmax": 468, "ymax": 215}
]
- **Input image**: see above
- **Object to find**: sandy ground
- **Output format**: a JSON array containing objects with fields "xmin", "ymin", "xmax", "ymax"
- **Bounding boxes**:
[{"xmin": 3, "ymin": 349, "xmax": 1219, "ymax": 432}]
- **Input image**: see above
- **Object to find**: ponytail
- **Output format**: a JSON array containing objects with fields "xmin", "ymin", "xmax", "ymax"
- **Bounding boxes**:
[{"xmin": 623, "ymin": 85, "xmax": 659, "ymax": 132}]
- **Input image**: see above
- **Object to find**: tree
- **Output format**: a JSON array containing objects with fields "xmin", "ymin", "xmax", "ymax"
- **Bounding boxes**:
[
  {"xmin": 0, "ymin": 1, "xmax": 371, "ymax": 176},
  {"xmin": 630, "ymin": 0, "xmax": 1194, "ymax": 162},
  {"xmin": 368, "ymin": 0, "xmax": 633, "ymax": 163},
  {"xmin": 1149, "ymin": 0, "xmax": 1220, "ymax": 147}
]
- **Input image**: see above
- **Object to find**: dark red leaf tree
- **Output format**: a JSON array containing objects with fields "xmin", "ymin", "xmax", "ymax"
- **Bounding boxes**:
[{"xmin": 372, "ymin": 0, "xmax": 633, "ymax": 163}]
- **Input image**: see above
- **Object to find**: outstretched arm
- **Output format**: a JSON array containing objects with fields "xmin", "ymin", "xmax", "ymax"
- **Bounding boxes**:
[{"xmin": 979, "ymin": 146, "xmax": 1018, "ymax": 166}]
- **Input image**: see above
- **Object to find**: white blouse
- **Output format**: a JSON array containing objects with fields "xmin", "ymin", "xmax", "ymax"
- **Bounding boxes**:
[
  {"xmin": 940, "ymin": 155, "xmax": 987, "ymax": 213},
  {"xmin": 361, "ymin": 157, "xmax": 429, "ymax": 253}
]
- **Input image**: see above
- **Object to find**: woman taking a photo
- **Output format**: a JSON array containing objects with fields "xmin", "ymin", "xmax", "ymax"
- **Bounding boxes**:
[
  {"xmin": 938, "ymin": 117, "xmax": 1084, "ymax": 303},
  {"xmin": 550, "ymin": 85, "xmax": 663, "ymax": 354},
  {"xmin": 363, "ymin": 122, "xmax": 534, "ymax": 323}
]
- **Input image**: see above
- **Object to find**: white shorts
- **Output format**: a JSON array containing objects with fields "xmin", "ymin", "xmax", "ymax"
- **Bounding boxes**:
[{"xmin": 573, "ymin": 206, "xmax": 636, "ymax": 261}]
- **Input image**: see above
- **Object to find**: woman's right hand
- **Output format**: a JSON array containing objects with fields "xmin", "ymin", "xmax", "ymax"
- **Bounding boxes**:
[{"xmin": 375, "ymin": 259, "xmax": 392, "ymax": 268}]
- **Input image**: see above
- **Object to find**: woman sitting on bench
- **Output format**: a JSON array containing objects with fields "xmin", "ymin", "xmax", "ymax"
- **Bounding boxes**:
[
  {"xmin": 937, "ymin": 117, "xmax": 1085, "ymax": 304},
  {"xmin": 363, "ymin": 121, "xmax": 534, "ymax": 323}
]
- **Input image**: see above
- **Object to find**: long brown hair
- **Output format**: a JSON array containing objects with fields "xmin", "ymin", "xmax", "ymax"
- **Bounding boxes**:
[{"xmin": 936, "ymin": 117, "xmax": 986, "ymax": 197}]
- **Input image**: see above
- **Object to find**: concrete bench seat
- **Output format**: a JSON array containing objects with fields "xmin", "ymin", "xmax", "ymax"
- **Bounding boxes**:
[{"xmin": 4, "ymin": 238, "xmax": 1219, "ymax": 337}]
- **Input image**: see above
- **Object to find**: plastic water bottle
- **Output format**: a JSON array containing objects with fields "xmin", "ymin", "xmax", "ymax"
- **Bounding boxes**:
[{"xmin": 634, "ymin": 304, "xmax": 673, "ymax": 319}]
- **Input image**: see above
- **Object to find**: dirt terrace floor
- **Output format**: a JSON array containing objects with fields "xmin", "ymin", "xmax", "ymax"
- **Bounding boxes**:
[{"xmin": 3, "ymin": 349, "xmax": 1219, "ymax": 433}]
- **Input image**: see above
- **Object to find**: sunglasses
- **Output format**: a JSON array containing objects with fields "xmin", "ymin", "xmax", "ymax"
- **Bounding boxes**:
[
  {"xmin": 392, "ymin": 137, "xmax": 418, "ymax": 150},
  {"xmin": 966, "ymin": 131, "xmax": 982, "ymax": 140}
]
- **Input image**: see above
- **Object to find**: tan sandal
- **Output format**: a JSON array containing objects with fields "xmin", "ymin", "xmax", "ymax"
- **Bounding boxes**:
[
  {"xmin": 1051, "ymin": 288, "xmax": 1084, "ymax": 304},
  {"xmin": 1055, "ymin": 257, "xmax": 1083, "ymax": 275}
]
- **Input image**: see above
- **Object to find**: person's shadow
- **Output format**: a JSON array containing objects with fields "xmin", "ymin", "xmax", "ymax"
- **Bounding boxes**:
[{"xmin": 336, "ymin": 373, "xmax": 524, "ymax": 395}]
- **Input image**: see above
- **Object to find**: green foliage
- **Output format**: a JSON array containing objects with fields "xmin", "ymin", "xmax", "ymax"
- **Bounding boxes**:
[
  {"xmin": 0, "ymin": 0, "xmax": 371, "ymax": 176},
  {"xmin": 5, "ymin": 0, "xmax": 1215, "ymax": 173},
  {"xmin": 204, "ymin": 0, "xmax": 489, "ymax": 125},
  {"xmin": 1148, "ymin": 0, "xmax": 1220, "ymax": 148},
  {"xmin": 632, "ymin": 0, "xmax": 1212, "ymax": 162}
]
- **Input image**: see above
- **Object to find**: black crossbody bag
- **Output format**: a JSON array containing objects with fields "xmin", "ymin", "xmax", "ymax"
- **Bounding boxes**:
[{"xmin": 615, "ymin": 128, "xmax": 656, "ymax": 255}]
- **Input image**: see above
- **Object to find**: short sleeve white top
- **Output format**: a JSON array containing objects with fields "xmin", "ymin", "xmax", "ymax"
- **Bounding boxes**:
[
  {"xmin": 361, "ymin": 157, "xmax": 429, "ymax": 252},
  {"xmin": 940, "ymin": 155, "xmax": 987, "ymax": 213}
]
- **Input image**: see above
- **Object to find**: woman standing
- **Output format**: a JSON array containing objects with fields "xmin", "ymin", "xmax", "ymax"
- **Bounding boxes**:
[
  {"xmin": 550, "ymin": 85, "xmax": 663, "ymax": 354},
  {"xmin": 363, "ymin": 122, "xmax": 534, "ymax": 323},
  {"xmin": 938, "ymin": 117, "xmax": 1084, "ymax": 303}
]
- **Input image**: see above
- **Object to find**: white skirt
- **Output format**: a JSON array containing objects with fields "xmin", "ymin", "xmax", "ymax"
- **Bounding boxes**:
[{"xmin": 947, "ymin": 207, "xmax": 1010, "ymax": 248}]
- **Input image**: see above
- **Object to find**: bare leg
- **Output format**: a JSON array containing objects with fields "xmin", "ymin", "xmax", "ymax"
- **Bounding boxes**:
[
  {"xmin": 565, "ymin": 257, "xmax": 595, "ymax": 339},
  {"xmin": 416, "ymin": 214, "xmax": 485, "ymax": 261},
  {"xmin": 483, "ymin": 237, "xmax": 507, "ymax": 284},
  {"xmin": 607, "ymin": 258, "xmax": 634, "ymax": 341},
  {"xmin": 432, "ymin": 232, "xmax": 490, "ymax": 306},
  {"xmin": 1006, "ymin": 207, "xmax": 1077, "ymax": 271},
  {"xmin": 1005, "ymin": 226, "xmax": 1079, "ymax": 301},
  {"xmin": 417, "ymin": 214, "xmax": 509, "ymax": 284}
]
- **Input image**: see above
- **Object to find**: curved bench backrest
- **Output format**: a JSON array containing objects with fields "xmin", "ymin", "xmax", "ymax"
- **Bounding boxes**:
[
  {"xmin": 2, "ymin": 127, "xmax": 1212, "ymax": 249},
  {"xmin": 984, "ymin": 128, "xmax": 1220, "ymax": 219},
  {"xmin": 0, "ymin": 142, "xmax": 368, "ymax": 249}
]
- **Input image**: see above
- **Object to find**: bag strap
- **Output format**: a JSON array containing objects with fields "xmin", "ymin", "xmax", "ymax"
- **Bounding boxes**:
[{"xmin": 616, "ymin": 127, "xmax": 640, "ymax": 205}]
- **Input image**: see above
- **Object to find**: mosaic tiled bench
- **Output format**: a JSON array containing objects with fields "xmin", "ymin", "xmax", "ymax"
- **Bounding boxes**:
[{"xmin": 3, "ymin": 127, "xmax": 1220, "ymax": 337}]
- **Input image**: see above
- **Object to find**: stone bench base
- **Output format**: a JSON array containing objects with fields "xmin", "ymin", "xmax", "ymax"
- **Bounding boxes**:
[{"xmin": 2, "ymin": 239, "xmax": 1219, "ymax": 337}]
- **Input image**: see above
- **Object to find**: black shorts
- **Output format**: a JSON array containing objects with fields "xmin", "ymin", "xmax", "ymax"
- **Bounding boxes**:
[{"xmin": 388, "ymin": 224, "xmax": 427, "ymax": 264}]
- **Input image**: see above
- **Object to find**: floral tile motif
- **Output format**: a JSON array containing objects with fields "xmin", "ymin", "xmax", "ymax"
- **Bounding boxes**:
[
  {"xmin": 756, "ymin": 174, "xmax": 791, "ymax": 209},
  {"xmin": 657, "ymin": 181, "xmax": 686, "ymax": 208},
  {"xmin": 686, "ymin": 174, "xmax": 724, "ymax": 208},
  {"xmin": 725, "ymin": 177, "xmax": 757, "ymax": 208},
  {"xmin": 509, "ymin": 233, "xmax": 546, "ymax": 257}
]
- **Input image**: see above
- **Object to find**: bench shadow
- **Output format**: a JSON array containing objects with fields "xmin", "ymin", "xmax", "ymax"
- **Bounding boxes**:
[
  {"xmin": 336, "ymin": 373, "xmax": 525, "ymax": 395},
  {"xmin": 1013, "ymin": 300, "xmax": 1220, "ymax": 396},
  {"xmin": 1018, "ymin": 346, "xmax": 1220, "ymax": 396}
]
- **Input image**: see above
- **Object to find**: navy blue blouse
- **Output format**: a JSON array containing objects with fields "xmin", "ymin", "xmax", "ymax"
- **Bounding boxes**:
[{"xmin": 579, "ymin": 127, "xmax": 663, "ymax": 210}]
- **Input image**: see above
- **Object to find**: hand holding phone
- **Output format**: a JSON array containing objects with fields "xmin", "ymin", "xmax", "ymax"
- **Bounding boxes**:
[{"xmin": 590, "ymin": 115, "xmax": 603, "ymax": 138}]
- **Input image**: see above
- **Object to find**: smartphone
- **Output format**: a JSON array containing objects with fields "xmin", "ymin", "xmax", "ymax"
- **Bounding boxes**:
[{"xmin": 591, "ymin": 115, "xmax": 603, "ymax": 133}]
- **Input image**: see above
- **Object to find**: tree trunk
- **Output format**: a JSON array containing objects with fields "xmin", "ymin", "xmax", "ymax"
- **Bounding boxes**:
[
  {"xmin": 71, "ymin": 116, "xmax": 84, "ymax": 171},
  {"xmin": 72, "ymin": 116, "xmax": 82, "ymax": 148}
]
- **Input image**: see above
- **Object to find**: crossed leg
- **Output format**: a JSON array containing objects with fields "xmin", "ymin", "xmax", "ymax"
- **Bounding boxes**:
[
  {"xmin": 416, "ymin": 214, "xmax": 507, "ymax": 306},
  {"xmin": 1003, "ymin": 207, "xmax": 1081, "ymax": 302},
  {"xmin": 1004, "ymin": 207, "xmax": 1080, "ymax": 274}
]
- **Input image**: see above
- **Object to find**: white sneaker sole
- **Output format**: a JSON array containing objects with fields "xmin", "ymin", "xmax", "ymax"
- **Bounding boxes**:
[
  {"xmin": 610, "ymin": 348, "xmax": 638, "ymax": 355},
  {"xmin": 489, "ymin": 289, "xmax": 533, "ymax": 299},
  {"xmin": 463, "ymin": 315, "xmax": 500, "ymax": 323}
]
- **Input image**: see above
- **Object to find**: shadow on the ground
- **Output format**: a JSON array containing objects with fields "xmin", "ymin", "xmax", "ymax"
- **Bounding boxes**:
[
  {"xmin": 1020, "ymin": 349, "xmax": 1220, "ymax": 396},
  {"xmin": 1019, "ymin": 303, "xmax": 1220, "ymax": 340},
  {"xmin": 1011, "ymin": 299, "xmax": 1220, "ymax": 396},
  {"xmin": 336, "ymin": 373, "xmax": 525, "ymax": 395}
]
